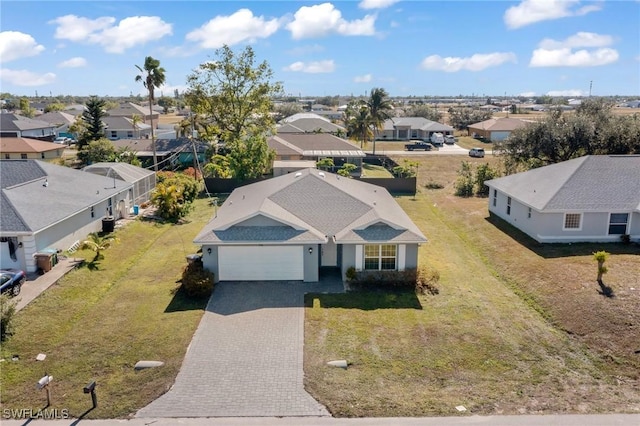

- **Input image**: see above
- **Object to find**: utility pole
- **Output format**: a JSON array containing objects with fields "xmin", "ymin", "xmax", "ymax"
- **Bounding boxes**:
[{"xmin": 589, "ymin": 81, "xmax": 593, "ymax": 97}]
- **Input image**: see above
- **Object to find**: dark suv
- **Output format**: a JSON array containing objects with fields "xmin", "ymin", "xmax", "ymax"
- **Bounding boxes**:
[{"xmin": 0, "ymin": 269, "xmax": 26, "ymax": 297}]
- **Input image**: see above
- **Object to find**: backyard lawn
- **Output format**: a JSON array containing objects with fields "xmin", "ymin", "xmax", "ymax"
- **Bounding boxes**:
[
  {"xmin": 304, "ymin": 155, "xmax": 640, "ymax": 417},
  {"xmin": 0, "ymin": 198, "xmax": 213, "ymax": 419}
]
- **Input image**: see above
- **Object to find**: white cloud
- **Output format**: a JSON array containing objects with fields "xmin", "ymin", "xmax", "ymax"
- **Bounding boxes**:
[
  {"xmin": 286, "ymin": 3, "xmax": 376, "ymax": 39},
  {"xmin": 519, "ymin": 91, "xmax": 537, "ymax": 97},
  {"xmin": 283, "ymin": 60, "xmax": 335, "ymax": 73},
  {"xmin": 530, "ymin": 47, "xmax": 618, "ymax": 67},
  {"xmin": 0, "ymin": 68, "xmax": 56, "ymax": 86},
  {"xmin": 547, "ymin": 89, "xmax": 586, "ymax": 96},
  {"xmin": 420, "ymin": 52, "xmax": 517, "ymax": 72},
  {"xmin": 186, "ymin": 9, "xmax": 280, "ymax": 49},
  {"xmin": 50, "ymin": 15, "xmax": 172, "ymax": 53},
  {"xmin": 359, "ymin": 0, "xmax": 400, "ymax": 10},
  {"xmin": 58, "ymin": 57, "xmax": 87, "ymax": 68},
  {"xmin": 504, "ymin": 0, "xmax": 601, "ymax": 29},
  {"xmin": 539, "ymin": 32, "xmax": 614, "ymax": 49},
  {"xmin": 354, "ymin": 73, "xmax": 372, "ymax": 83},
  {"xmin": 0, "ymin": 31, "xmax": 45, "ymax": 62}
]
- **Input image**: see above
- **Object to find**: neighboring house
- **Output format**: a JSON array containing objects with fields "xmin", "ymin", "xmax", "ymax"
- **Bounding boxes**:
[
  {"xmin": 194, "ymin": 168, "xmax": 427, "ymax": 282},
  {"xmin": 0, "ymin": 113, "xmax": 56, "ymax": 140},
  {"xmin": 377, "ymin": 117, "xmax": 454, "ymax": 141},
  {"xmin": 0, "ymin": 160, "xmax": 133, "ymax": 273},
  {"xmin": 83, "ymin": 162, "xmax": 156, "ymax": 206},
  {"xmin": 103, "ymin": 116, "xmax": 152, "ymax": 140},
  {"xmin": 279, "ymin": 112, "xmax": 345, "ymax": 134},
  {"xmin": 107, "ymin": 102, "xmax": 159, "ymax": 126},
  {"xmin": 0, "ymin": 137, "xmax": 64, "ymax": 160},
  {"xmin": 35, "ymin": 111, "xmax": 77, "ymax": 137},
  {"xmin": 111, "ymin": 137, "xmax": 209, "ymax": 169},
  {"xmin": 485, "ymin": 155, "xmax": 640, "ymax": 243},
  {"xmin": 467, "ymin": 117, "xmax": 530, "ymax": 142},
  {"xmin": 267, "ymin": 133, "xmax": 365, "ymax": 176}
]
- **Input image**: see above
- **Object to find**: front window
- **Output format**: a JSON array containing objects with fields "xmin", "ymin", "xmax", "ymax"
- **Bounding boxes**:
[
  {"xmin": 608, "ymin": 213, "xmax": 628, "ymax": 235},
  {"xmin": 110, "ymin": 131, "xmax": 117, "ymax": 139},
  {"xmin": 564, "ymin": 213, "xmax": 581, "ymax": 230},
  {"xmin": 364, "ymin": 244, "xmax": 397, "ymax": 271},
  {"xmin": 21, "ymin": 153, "xmax": 27, "ymax": 159},
  {"xmin": 506, "ymin": 197, "xmax": 511, "ymax": 215},
  {"xmin": 492, "ymin": 189, "xmax": 497, "ymax": 207}
]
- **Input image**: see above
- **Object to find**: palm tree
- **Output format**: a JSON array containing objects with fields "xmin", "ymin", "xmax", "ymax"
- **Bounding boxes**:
[
  {"xmin": 345, "ymin": 101, "xmax": 373, "ymax": 149},
  {"xmin": 131, "ymin": 114, "xmax": 142, "ymax": 139},
  {"xmin": 81, "ymin": 232, "xmax": 118, "ymax": 261},
  {"xmin": 135, "ymin": 56, "xmax": 166, "ymax": 172},
  {"xmin": 366, "ymin": 87, "xmax": 393, "ymax": 155}
]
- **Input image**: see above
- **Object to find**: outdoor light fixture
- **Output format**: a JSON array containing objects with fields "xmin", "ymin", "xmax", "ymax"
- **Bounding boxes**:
[
  {"xmin": 309, "ymin": 247, "xmax": 313, "ymax": 254},
  {"xmin": 207, "ymin": 248, "xmax": 212, "ymax": 255}
]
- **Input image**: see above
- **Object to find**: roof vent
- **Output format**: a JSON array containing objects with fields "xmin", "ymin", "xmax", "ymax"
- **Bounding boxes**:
[
  {"xmin": 295, "ymin": 172, "xmax": 302, "ymax": 177},
  {"xmin": 318, "ymin": 172, "xmax": 325, "ymax": 178}
]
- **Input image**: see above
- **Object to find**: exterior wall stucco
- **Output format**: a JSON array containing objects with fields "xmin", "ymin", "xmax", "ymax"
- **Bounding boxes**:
[
  {"xmin": 303, "ymin": 244, "xmax": 319, "ymax": 282},
  {"xmin": 202, "ymin": 245, "xmax": 219, "ymax": 283}
]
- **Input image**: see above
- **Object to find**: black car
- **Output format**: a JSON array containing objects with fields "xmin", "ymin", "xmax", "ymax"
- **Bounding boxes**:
[{"xmin": 0, "ymin": 269, "xmax": 26, "ymax": 297}]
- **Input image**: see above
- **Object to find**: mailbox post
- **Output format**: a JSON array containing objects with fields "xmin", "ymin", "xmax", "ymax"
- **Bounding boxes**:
[
  {"xmin": 37, "ymin": 374, "xmax": 53, "ymax": 406},
  {"xmin": 83, "ymin": 381, "xmax": 97, "ymax": 409}
]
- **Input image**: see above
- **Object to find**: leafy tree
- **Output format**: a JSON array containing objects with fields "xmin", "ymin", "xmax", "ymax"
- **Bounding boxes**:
[
  {"xmin": 403, "ymin": 105, "xmax": 442, "ymax": 122},
  {"xmin": 111, "ymin": 146, "xmax": 141, "ymax": 166},
  {"xmin": 393, "ymin": 159, "xmax": 418, "ymax": 177},
  {"xmin": 447, "ymin": 107, "xmax": 493, "ymax": 131},
  {"xmin": 226, "ymin": 134, "xmax": 275, "ymax": 180},
  {"xmin": 157, "ymin": 96, "xmax": 175, "ymax": 114},
  {"xmin": 0, "ymin": 293, "xmax": 17, "ymax": 341},
  {"xmin": 474, "ymin": 163, "xmax": 500, "ymax": 197},
  {"xmin": 593, "ymin": 250, "xmax": 609, "ymax": 283},
  {"xmin": 454, "ymin": 161, "xmax": 475, "ymax": 197},
  {"xmin": 337, "ymin": 163, "xmax": 357, "ymax": 178},
  {"xmin": 44, "ymin": 102, "xmax": 66, "ymax": 113},
  {"xmin": 151, "ymin": 172, "xmax": 200, "ymax": 221},
  {"xmin": 316, "ymin": 158, "xmax": 334, "ymax": 171},
  {"xmin": 68, "ymin": 113, "xmax": 87, "ymax": 141},
  {"xmin": 273, "ymin": 103, "xmax": 303, "ymax": 122},
  {"xmin": 344, "ymin": 100, "xmax": 373, "ymax": 148},
  {"xmin": 81, "ymin": 232, "xmax": 118, "ymax": 261},
  {"xmin": 185, "ymin": 45, "xmax": 283, "ymax": 143},
  {"xmin": 130, "ymin": 114, "xmax": 142, "ymax": 139},
  {"xmin": 79, "ymin": 96, "xmax": 106, "ymax": 150},
  {"xmin": 78, "ymin": 138, "xmax": 115, "ymax": 165},
  {"xmin": 135, "ymin": 56, "xmax": 166, "ymax": 171},
  {"xmin": 19, "ymin": 98, "xmax": 35, "ymax": 118},
  {"xmin": 367, "ymin": 87, "xmax": 393, "ymax": 155}
]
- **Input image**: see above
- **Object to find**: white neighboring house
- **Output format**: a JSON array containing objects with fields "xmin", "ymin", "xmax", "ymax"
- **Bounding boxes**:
[
  {"xmin": 83, "ymin": 162, "xmax": 156, "ymax": 206},
  {"xmin": 485, "ymin": 155, "xmax": 640, "ymax": 243},
  {"xmin": 0, "ymin": 160, "xmax": 133, "ymax": 273}
]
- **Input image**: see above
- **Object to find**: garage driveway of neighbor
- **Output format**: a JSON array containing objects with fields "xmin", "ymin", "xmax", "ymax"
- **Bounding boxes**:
[{"xmin": 137, "ymin": 278, "xmax": 344, "ymax": 418}]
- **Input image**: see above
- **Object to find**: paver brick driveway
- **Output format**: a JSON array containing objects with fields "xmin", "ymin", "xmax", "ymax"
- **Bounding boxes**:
[{"xmin": 137, "ymin": 279, "xmax": 343, "ymax": 418}]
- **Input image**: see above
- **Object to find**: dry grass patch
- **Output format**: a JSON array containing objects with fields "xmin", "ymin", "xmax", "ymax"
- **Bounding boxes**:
[{"xmin": 305, "ymin": 155, "xmax": 640, "ymax": 417}]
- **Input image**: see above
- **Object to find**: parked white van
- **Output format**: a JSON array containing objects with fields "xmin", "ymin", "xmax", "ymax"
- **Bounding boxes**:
[{"xmin": 430, "ymin": 132, "xmax": 444, "ymax": 146}]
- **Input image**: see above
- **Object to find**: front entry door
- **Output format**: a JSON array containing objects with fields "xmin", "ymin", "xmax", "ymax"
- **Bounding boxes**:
[{"xmin": 321, "ymin": 240, "xmax": 337, "ymax": 267}]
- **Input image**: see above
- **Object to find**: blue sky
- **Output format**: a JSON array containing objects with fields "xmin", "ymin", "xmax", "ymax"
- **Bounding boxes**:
[{"xmin": 1, "ymin": 0, "xmax": 638, "ymax": 98}]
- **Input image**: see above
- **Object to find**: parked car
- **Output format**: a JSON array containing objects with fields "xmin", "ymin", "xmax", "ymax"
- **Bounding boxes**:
[
  {"xmin": 404, "ymin": 141, "xmax": 432, "ymax": 151},
  {"xmin": 469, "ymin": 148, "xmax": 485, "ymax": 158},
  {"xmin": 0, "ymin": 269, "xmax": 26, "ymax": 297},
  {"xmin": 53, "ymin": 137, "xmax": 69, "ymax": 144},
  {"xmin": 444, "ymin": 135, "xmax": 456, "ymax": 144},
  {"xmin": 430, "ymin": 132, "xmax": 444, "ymax": 147}
]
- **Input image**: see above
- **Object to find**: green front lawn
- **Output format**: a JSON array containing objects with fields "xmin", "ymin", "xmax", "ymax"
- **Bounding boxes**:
[{"xmin": 0, "ymin": 199, "xmax": 213, "ymax": 418}]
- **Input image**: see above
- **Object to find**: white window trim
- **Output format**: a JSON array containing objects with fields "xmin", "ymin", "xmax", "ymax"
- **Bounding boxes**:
[
  {"xmin": 562, "ymin": 212, "xmax": 582, "ymax": 231},
  {"xmin": 398, "ymin": 244, "xmax": 406, "ymax": 271},
  {"xmin": 355, "ymin": 245, "xmax": 363, "ymax": 271},
  {"xmin": 363, "ymin": 244, "xmax": 398, "ymax": 271},
  {"xmin": 608, "ymin": 212, "xmax": 629, "ymax": 235}
]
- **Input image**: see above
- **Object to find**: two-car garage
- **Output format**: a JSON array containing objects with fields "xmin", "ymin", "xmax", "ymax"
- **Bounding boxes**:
[{"xmin": 217, "ymin": 246, "xmax": 304, "ymax": 281}]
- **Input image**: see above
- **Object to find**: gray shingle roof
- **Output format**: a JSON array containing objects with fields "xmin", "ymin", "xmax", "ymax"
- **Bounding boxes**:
[
  {"xmin": 268, "ymin": 134, "xmax": 365, "ymax": 158},
  {"xmin": 0, "ymin": 114, "xmax": 55, "ymax": 132},
  {"xmin": 1, "ymin": 160, "xmax": 132, "ymax": 233},
  {"xmin": 485, "ymin": 155, "xmax": 640, "ymax": 212},
  {"xmin": 194, "ymin": 168, "xmax": 427, "ymax": 245}
]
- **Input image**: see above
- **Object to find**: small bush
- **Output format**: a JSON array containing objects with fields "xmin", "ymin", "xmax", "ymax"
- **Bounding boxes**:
[
  {"xmin": 346, "ymin": 266, "xmax": 357, "ymax": 281},
  {"xmin": 620, "ymin": 234, "xmax": 631, "ymax": 244},
  {"xmin": 424, "ymin": 180, "xmax": 444, "ymax": 190},
  {"xmin": 0, "ymin": 294, "xmax": 17, "ymax": 341},
  {"xmin": 181, "ymin": 260, "xmax": 214, "ymax": 299},
  {"xmin": 416, "ymin": 266, "xmax": 440, "ymax": 295}
]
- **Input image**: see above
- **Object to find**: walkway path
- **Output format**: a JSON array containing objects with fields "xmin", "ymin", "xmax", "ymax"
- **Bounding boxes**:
[{"xmin": 137, "ymin": 277, "xmax": 344, "ymax": 418}]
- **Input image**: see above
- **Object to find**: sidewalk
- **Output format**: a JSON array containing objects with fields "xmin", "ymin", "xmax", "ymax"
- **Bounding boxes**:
[{"xmin": 1, "ymin": 414, "xmax": 639, "ymax": 426}]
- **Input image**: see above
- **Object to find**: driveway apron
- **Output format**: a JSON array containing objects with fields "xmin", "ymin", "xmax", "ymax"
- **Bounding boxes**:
[{"xmin": 137, "ymin": 280, "xmax": 341, "ymax": 418}]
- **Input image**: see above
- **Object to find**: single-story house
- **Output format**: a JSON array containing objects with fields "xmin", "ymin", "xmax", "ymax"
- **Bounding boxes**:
[
  {"xmin": 467, "ymin": 117, "xmax": 530, "ymax": 142},
  {"xmin": 193, "ymin": 168, "xmax": 427, "ymax": 282},
  {"xmin": 267, "ymin": 133, "xmax": 365, "ymax": 176},
  {"xmin": 107, "ymin": 102, "xmax": 158, "ymax": 125},
  {"xmin": 278, "ymin": 112, "xmax": 345, "ymax": 134},
  {"xmin": 485, "ymin": 155, "xmax": 640, "ymax": 243},
  {"xmin": 35, "ymin": 111, "xmax": 77, "ymax": 138},
  {"xmin": 0, "ymin": 113, "xmax": 56, "ymax": 140},
  {"xmin": 103, "ymin": 116, "xmax": 152, "ymax": 140},
  {"xmin": 1, "ymin": 137, "xmax": 65, "ymax": 160},
  {"xmin": 377, "ymin": 117, "xmax": 454, "ymax": 141},
  {"xmin": 0, "ymin": 160, "xmax": 133, "ymax": 273},
  {"xmin": 83, "ymin": 162, "xmax": 156, "ymax": 206}
]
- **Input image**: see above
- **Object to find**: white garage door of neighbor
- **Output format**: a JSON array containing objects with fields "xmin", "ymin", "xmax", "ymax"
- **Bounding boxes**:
[{"xmin": 218, "ymin": 246, "xmax": 304, "ymax": 281}]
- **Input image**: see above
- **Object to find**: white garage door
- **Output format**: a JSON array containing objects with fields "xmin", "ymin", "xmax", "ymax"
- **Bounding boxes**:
[{"xmin": 218, "ymin": 246, "xmax": 304, "ymax": 281}]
